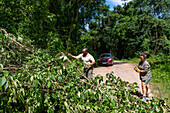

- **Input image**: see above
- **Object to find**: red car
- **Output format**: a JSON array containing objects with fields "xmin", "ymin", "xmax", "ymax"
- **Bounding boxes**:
[{"xmin": 98, "ymin": 53, "xmax": 114, "ymax": 66}]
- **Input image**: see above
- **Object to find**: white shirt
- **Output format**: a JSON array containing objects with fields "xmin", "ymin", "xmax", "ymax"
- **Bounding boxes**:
[{"xmin": 76, "ymin": 53, "xmax": 95, "ymax": 66}]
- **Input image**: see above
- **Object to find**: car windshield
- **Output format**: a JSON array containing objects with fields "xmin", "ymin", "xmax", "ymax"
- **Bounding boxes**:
[{"xmin": 100, "ymin": 54, "xmax": 111, "ymax": 58}]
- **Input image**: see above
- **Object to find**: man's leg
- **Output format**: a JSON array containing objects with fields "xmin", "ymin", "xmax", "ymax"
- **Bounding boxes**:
[
  {"xmin": 87, "ymin": 67, "xmax": 93, "ymax": 79},
  {"xmin": 84, "ymin": 68, "xmax": 88, "ymax": 79}
]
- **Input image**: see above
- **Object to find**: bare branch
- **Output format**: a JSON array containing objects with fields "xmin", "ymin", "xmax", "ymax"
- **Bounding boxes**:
[
  {"xmin": 0, "ymin": 27, "xmax": 7, "ymax": 34},
  {"xmin": 3, "ymin": 67, "xmax": 22, "ymax": 70}
]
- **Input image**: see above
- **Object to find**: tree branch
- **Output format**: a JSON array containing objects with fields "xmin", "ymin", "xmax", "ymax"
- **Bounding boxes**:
[
  {"xmin": 0, "ymin": 27, "xmax": 33, "ymax": 53},
  {"xmin": 3, "ymin": 67, "xmax": 22, "ymax": 70}
]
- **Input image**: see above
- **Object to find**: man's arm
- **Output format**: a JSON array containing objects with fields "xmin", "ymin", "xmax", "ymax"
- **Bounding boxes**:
[
  {"xmin": 88, "ymin": 55, "xmax": 95, "ymax": 67},
  {"xmin": 88, "ymin": 61, "xmax": 95, "ymax": 67},
  {"xmin": 68, "ymin": 53, "xmax": 77, "ymax": 59}
]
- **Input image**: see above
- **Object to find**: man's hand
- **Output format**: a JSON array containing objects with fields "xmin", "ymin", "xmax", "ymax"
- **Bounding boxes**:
[
  {"xmin": 88, "ymin": 61, "xmax": 95, "ymax": 67},
  {"xmin": 68, "ymin": 53, "xmax": 77, "ymax": 59},
  {"xmin": 68, "ymin": 53, "xmax": 71, "ymax": 56}
]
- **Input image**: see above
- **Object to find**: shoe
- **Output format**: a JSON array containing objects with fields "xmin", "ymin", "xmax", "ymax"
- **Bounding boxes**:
[
  {"xmin": 146, "ymin": 92, "xmax": 149, "ymax": 97},
  {"xmin": 142, "ymin": 96, "xmax": 146, "ymax": 101}
]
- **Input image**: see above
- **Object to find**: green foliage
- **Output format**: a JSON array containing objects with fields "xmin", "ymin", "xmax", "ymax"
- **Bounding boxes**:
[
  {"xmin": 0, "ymin": 0, "xmax": 169, "ymax": 59},
  {"xmin": 0, "ymin": 32, "xmax": 32, "ymax": 68},
  {"xmin": 150, "ymin": 59, "xmax": 170, "ymax": 105},
  {"xmin": 0, "ymin": 52, "xmax": 169, "ymax": 112},
  {"xmin": 151, "ymin": 61, "xmax": 169, "ymax": 83},
  {"xmin": 0, "ymin": 0, "xmax": 107, "ymax": 53},
  {"xmin": 81, "ymin": 0, "xmax": 170, "ymax": 59}
]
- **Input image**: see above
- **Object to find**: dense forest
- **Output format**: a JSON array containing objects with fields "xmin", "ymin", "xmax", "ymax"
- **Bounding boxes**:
[
  {"xmin": 0, "ymin": 0, "xmax": 170, "ymax": 112},
  {"xmin": 0, "ymin": 0, "xmax": 169, "ymax": 58}
]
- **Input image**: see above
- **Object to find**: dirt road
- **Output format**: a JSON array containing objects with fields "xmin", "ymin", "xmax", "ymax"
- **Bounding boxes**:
[{"xmin": 93, "ymin": 61, "xmax": 143, "ymax": 92}]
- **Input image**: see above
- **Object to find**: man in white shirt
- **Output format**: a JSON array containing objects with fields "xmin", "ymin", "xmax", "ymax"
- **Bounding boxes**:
[{"xmin": 68, "ymin": 48, "xmax": 95, "ymax": 79}]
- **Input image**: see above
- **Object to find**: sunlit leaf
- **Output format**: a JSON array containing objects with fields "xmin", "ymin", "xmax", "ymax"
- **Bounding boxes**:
[
  {"xmin": 4, "ymin": 71, "xmax": 9, "ymax": 77},
  {"xmin": 0, "ymin": 76, "xmax": 6, "ymax": 86},
  {"xmin": 4, "ymin": 82, "xmax": 8, "ymax": 90},
  {"xmin": 58, "ymin": 76, "xmax": 62, "ymax": 82},
  {"xmin": 47, "ymin": 81, "xmax": 51, "ymax": 88}
]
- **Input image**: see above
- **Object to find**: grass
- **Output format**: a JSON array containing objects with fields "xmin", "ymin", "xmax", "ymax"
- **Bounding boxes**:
[
  {"xmin": 121, "ymin": 57, "xmax": 170, "ymax": 105},
  {"xmin": 150, "ymin": 61, "xmax": 170, "ymax": 105}
]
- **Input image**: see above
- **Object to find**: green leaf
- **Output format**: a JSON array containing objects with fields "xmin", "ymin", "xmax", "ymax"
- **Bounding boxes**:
[
  {"xmin": 51, "ymin": 75, "xmax": 55, "ymax": 81},
  {"xmin": 63, "ymin": 56, "xmax": 67, "ymax": 61},
  {"xmin": 38, "ymin": 74, "xmax": 42, "ymax": 80},
  {"xmin": 4, "ymin": 82, "xmax": 8, "ymax": 90},
  {"xmin": 30, "ymin": 76, "xmax": 34, "ymax": 81},
  {"xmin": 58, "ymin": 76, "xmax": 62, "ymax": 82},
  {"xmin": 33, "ymin": 80, "xmax": 39, "ymax": 87},
  {"xmin": 64, "ymin": 101, "xmax": 69, "ymax": 110},
  {"xmin": 0, "ymin": 64, "xmax": 3, "ymax": 72},
  {"xmin": 77, "ymin": 91, "xmax": 80, "ymax": 98},
  {"xmin": 0, "ymin": 76, "xmax": 6, "ymax": 86},
  {"xmin": 118, "ymin": 90, "xmax": 121, "ymax": 95},
  {"xmin": 47, "ymin": 81, "xmax": 51, "ymax": 88},
  {"xmin": 19, "ymin": 92, "xmax": 25, "ymax": 104},
  {"xmin": 80, "ymin": 92, "xmax": 85, "ymax": 100},
  {"xmin": 70, "ymin": 98, "xmax": 74, "ymax": 102},
  {"xmin": 4, "ymin": 71, "xmax": 9, "ymax": 77}
]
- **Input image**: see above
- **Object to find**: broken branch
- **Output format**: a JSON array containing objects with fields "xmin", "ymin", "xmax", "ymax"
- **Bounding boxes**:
[{"xmin": 0, "ymin": 27, "xmax": 33, "ymax": 53}]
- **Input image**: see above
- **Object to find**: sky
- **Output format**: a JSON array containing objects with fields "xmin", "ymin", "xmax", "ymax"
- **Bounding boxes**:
[{"xmin": 106, "ymin": 0, "xmax": 133, "ymax": 10}]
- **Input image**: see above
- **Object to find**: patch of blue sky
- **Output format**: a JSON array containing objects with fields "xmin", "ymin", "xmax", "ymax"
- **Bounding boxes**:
[{"xmin": 106, "ymin": 0, "xmax": 133, "ymax": 10}]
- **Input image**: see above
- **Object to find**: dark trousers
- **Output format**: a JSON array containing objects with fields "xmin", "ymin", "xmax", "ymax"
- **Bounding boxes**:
[{"xmin": 84, "ymin": 67, "xmax": 93, "ymax": 79}]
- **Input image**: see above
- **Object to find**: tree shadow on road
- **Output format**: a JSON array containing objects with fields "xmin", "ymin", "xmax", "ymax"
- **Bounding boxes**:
[
  {"xmin": 97, "ymin": 62, "xmax": 128, "ymax": 67},
  {"xmin": 97, "ymin": 65, "xmax": 112, "ymax": 67},
  {"xmin": 113, "ymin": 61, "xmax": 128, "ymax": 65}
]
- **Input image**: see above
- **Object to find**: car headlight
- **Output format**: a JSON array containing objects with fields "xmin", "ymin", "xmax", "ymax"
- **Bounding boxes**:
[{"xmin": 108, "ymin": 58, "xmax": 112, "ymax": 61}]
